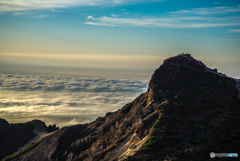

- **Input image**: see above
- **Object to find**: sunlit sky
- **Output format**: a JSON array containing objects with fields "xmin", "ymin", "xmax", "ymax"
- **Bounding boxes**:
[
  {"xmin": 0, "ymin": 0, "xmax": 240, "ymax": 78},
  {"xmin": 0, "ymin": 0, "xmax": 240, "ymax": 126}
]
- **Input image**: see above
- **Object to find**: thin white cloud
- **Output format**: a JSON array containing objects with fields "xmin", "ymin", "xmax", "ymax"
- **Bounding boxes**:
[
  {"xmin": 85, "ymin": 15, "xmax": 240, "ymax": 28},
  {"xmin": 12, "ymin": 11, "xmax": 32, "ymax": 16},
  {"xmin": 170, "ymin": 6, "xmax": 240, "ymax": 15},
  {"xmin": 85, "ymin": 5, "xmax": 240, "ymax": 28},
  {"xmin": 86, "ymin": 15, "xmax": 94, "ymax": 19},
  {"xmin": 111, "ymin": 13, "xmax": 117, "ymax": 17},
  {"xmin": 51, "ymin": 9, "xmax": 60, "ymax": 13},
  {"xmin": 14, "ymin": 14, "xmax": 47, "ymax": 19},
  {"xmin": 229, "ymin": 29, "xmax": 240, "ymax": 32},
  {"xmin": 12, "ymin": 11, "xmax": 47, "ymax": 19},
  {"xmin": 0, "ymin": 0, "xmax": 164, "ymax": 12},
  {"xmin": 114, "ymin": 0, "xmax": 123, "ymax": 4},
  {"xmin": 85, "ymin": 21, "xmax": 115, "ymax": 27}
]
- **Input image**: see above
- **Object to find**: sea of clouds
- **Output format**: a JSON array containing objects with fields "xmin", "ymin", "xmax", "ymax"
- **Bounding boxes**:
[{"xmin": 0, "ymin": 74, "xmax": 148, "ymax": 127}]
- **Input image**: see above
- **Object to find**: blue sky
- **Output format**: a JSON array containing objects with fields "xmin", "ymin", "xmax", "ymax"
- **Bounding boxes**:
[{"xmin": 0, "ymin": 0, "xmax": 240, "ymax": 78}]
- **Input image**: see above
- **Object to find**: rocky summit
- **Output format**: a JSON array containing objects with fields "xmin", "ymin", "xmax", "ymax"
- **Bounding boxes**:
[{"xmin": 1, "ymin": 54, "xmax": 240, "ymax": 161}]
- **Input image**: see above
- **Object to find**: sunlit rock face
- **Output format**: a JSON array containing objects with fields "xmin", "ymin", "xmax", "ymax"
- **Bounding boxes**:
[{"xmin": 1, "ymin": 54, "xmax": 240, "ymax": 161}]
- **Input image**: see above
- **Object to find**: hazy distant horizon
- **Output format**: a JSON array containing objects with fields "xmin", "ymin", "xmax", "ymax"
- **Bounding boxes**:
[{"xmin": 1, "ymin": 54, "xmax": 240, "ymax": 79}]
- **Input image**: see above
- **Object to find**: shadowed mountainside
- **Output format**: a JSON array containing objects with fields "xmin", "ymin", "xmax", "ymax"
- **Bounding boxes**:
[
  {"xmin": 0, "ymin": 119, "xmax": 36, "ymax": 160},
  {"xmin": 0, "ymin": 119, "xmax": 59, "ymax": 161},
  {"xmin": 1, "ymin": 54, "xmax": 240, "ymax": 161}
]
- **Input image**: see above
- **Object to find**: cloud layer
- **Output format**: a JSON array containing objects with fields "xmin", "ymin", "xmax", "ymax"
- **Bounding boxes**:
[
  {"xmin": 0, "ymin": 74, "xmax": 148, "ymax": 127},
  {"xmin": 0, "ymin": 74, "xmax": 147, "ymax": 92}
]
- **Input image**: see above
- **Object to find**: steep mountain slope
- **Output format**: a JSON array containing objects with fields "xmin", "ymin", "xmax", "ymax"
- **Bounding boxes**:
[
  {"xmin": 3, "ymin": 54, "xmax": 240, "ymax": 161},
  {"xmin": 128, "ymin": 54, "xmax": 240, "ymax": 161}
]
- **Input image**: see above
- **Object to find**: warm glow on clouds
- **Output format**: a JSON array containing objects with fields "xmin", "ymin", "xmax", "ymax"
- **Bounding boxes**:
[{"xmin": 0, "ymin": 74, "xmax": 148, "ymax": 127}]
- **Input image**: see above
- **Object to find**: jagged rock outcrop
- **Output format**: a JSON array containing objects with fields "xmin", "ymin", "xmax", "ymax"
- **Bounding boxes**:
[{"xmin": 1, "ymin": 54, "xmax": 239, "ymax": 161}]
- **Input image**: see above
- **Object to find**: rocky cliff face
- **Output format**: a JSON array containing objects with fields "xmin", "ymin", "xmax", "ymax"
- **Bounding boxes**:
[{"xmin": 1, "ymin": 54, "xmax": 240, "ymax": 161}]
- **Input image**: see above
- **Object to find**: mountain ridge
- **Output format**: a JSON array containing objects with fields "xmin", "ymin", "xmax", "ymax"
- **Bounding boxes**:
[{"xmin": 1, "ymin": 54, "xmax": 239, "ymax": 161}]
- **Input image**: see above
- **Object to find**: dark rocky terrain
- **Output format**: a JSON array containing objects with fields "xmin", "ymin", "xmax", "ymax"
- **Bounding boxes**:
[
  {"xmin": 1, "ymin": 54, "xmax": 239, "ymax": 161},
  {"xmin": 0, "ymin": 118, "xmax": 35, "ymax": 160},
  {"xmin": 0, "ymin": 119, "xmax": 59, "ymax": 161}
]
